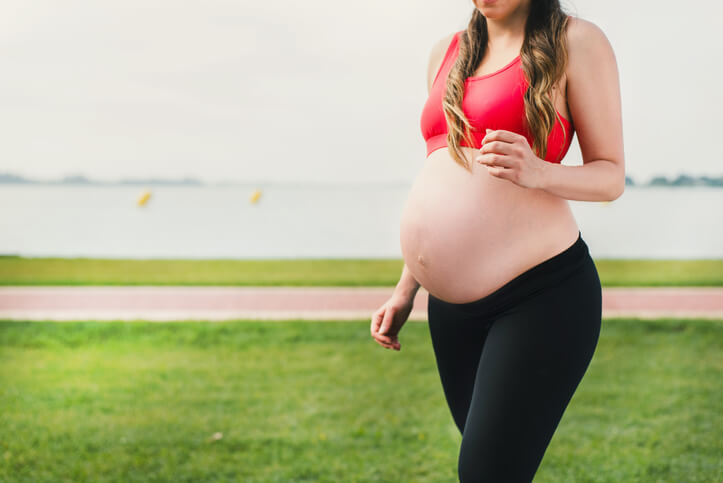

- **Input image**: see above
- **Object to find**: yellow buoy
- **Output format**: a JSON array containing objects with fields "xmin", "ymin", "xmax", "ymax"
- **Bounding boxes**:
[
  {"xmin": 137, "ymin": 189, "xmax": 152, "ymax": 206},
  {"xmin": 249, "ymin": 189, "xmax": 262, "ymax": 203}
]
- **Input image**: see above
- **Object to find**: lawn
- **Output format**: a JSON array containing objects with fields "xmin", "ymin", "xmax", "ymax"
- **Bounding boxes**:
[
  {"xmin": 0, "ymin": 318, "xmax": 720, "ymax": 482},
  {"xmin": 0, "ymin": 256, "xmax": 722, "ymax": 286}
]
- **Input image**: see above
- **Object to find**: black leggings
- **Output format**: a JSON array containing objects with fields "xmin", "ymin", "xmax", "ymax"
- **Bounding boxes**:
[{"xmin": 427, "ymin": 231, "xmax": 602, "ymax": 482}]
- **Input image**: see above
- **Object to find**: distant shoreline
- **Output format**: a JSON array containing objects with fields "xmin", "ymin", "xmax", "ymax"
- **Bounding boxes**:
[{"xmin": 1, "ymin": 172, "xmax": 722, "ymax": 188}]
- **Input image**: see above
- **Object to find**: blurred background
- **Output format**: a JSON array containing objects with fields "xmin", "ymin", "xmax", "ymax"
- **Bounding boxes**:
[
  {"xmin": 1, "ymin": 1, "xmax": 721, "ymax": 482},
  {"xmin": 1, "ymin": 0, "xmax": 721, "ymax": 259}
]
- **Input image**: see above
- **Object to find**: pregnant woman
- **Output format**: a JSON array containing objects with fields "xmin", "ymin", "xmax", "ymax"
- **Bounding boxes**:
[{"xmin": 370, "ymin": 0, "xmax": 624, "ymax": 481}]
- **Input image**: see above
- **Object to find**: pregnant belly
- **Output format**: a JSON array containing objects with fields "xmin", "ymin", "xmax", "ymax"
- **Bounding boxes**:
[{"xmin": 399, "ymin": 147, "xmax": 579, "ymax": 303}]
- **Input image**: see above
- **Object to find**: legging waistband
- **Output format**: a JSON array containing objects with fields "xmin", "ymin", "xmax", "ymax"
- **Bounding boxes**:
[{"xmin": 427, "ymin": 230, "xmax": 591, "ymax": 317}]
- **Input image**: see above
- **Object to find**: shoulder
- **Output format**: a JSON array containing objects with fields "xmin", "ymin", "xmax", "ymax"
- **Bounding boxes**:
[
  {"xmin": 562, "ymin": 15, "xmax": 624, "ymax": 176},
  {"xmin": 426, "ymin": 31, "xmax": 460, "ymax": 91},
  {"xmin": 565, "ymin": 16, "xmax": 617, "ymax": 68},
  {"xmin": 429, "ymin": 31, "xmax": 459, "ymax": 63}
]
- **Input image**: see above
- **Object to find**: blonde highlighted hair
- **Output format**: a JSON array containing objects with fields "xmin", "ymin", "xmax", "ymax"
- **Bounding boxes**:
[{"xmin": 443, "ymin": 2, "xmax": 571, "ymax": 169}]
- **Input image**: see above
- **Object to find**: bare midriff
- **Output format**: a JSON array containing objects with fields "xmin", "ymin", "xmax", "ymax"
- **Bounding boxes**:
[{"xmin": 399, "ymin": 146, "xmax": 580, "ymax": 304}]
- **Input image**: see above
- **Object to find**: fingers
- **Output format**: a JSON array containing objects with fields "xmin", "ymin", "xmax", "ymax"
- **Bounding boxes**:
[
  {"xmin": 371, "ymin": 308, "xmax": 391, "ymax": 341},
  {"xmin": 371, "ymin": 308, "xmax": 382, "ymax": 334},
  {"xmin": 479, "ymin": 140, "xmax": 514, "ymax": 156},
  {"xmin": 486, "ymin": 164, "xmax": 515, "ymax": 181},
  {"xmin": 481, "ymin": 129, "xmax": 525, "ymax": 146},
  {"xmin": 371, "ymin": 306, "xmax": 400, "ymax": 350},
  {"xmin": 373, "ymin": 328, "xmax": 398, "ymax": 349},
  {"xmin": 378, "ymin": 308, "xmax": 394, "ymax": 337},
  {"xmin": 371, "ymin": 307, "xmax": 393, "ymax": 343},
  {"xmin": 476, "ymin": 153, "xmax": 514, "ymax": 169},
  {"xmin": 374, "ymin": 335, "xmax": 400, "ymax": 350},
  {"xmin": 378, "ymin": 310, "xmax": 401, "ymax": 350}
]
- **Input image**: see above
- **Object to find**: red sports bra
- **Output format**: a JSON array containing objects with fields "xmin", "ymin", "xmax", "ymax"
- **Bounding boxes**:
[{"xmin": 420, "ymin": 30, "xmax": 574, "ymax": 163}]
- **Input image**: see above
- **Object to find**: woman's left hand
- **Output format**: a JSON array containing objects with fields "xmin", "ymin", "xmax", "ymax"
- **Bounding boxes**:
[{"xmin": 475, "ymin": 128, "xmax": 547, "ymax": 189}]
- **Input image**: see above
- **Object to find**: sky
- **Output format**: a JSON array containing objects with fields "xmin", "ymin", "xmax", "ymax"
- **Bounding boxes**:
[{"xmin": 1, "ymin": 0, "xmax": 721, "ymax": 184}]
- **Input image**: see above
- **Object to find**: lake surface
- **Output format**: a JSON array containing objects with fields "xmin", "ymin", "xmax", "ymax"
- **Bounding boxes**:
[{"xmin": 0, "ymin": 184, "xmax": 720, "ymax": 259}]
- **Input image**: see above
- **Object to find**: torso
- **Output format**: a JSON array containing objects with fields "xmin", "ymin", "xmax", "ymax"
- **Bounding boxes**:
[{"xmin": 400, "ymin": 29, "xmax": 579, "ymax": 304}]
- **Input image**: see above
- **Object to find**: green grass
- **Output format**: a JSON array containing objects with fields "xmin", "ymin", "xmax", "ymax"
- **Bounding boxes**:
[
  {"xmin": 0, "ymin": 318, "xmax": 720, "ymax": 482},
  {"xmin": 0, "ymin": 256, "xmax": 721, "ymax": 286}
]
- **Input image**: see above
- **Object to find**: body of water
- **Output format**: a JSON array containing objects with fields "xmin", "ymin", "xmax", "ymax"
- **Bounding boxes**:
[{"xmin": 0, "ymin": 185, "xmax": 720, "ymax": 259}]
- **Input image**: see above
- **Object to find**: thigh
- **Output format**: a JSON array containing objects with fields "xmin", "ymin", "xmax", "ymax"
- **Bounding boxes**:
[
  {"xmin": 457, "ymin": 260, "xmax": 602, "ymax": 482},
  {"xmin": 427, "ymin": 295, "xmax": 492, "ymax": 435}
]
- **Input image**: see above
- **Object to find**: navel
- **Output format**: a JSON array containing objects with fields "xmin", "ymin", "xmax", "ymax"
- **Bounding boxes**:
[{"xmin": 417, "ymin": 254, "xmax": 426, "ymax": 266}]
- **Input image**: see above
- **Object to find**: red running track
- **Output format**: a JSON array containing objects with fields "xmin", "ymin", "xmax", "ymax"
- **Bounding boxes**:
[{"xmin": 0, "ymin": 286, "xmax": 721, "ymax": 322}]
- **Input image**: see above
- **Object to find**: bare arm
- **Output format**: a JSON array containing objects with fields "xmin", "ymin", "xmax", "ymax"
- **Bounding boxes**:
[
  {"xmin": 538, "ymin": 17, "xmax": 626, "ymax": 202},
  {"xmin": 394, "ymin": 263, "xmax": 421, "ymax": 299}
]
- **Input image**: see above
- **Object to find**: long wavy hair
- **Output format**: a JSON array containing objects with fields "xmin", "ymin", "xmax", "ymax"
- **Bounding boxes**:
[{"xmin": 443, "ymin": 1, "xmax": 571, "ymax": 169}]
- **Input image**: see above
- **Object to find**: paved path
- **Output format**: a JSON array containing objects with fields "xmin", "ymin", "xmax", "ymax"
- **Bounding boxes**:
[{"xmin": 0, "ymin": 286, "xmax": 721, "ymax": 322}]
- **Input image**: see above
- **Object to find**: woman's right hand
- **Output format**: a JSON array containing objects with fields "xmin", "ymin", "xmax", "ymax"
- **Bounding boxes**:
[{"xmin": 370, "ymin": 291, "xmax": 415, "ymax": 351}]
